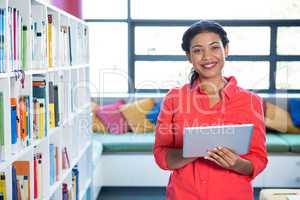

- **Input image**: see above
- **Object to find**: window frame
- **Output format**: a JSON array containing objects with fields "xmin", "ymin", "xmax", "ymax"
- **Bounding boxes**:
[{"xmin": 85, "ymin": 1, "xmax": 300, "ymax": 94}]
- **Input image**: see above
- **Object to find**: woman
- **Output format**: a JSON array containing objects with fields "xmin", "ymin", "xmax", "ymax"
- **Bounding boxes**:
[{"xmin": 153, "ymin": 20, "xmax": 268, "ymax": 200}]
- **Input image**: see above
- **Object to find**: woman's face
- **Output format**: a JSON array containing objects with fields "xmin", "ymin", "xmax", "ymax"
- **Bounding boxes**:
[{"xmin": 187, "ymin": 31, "xmax": 228, "ymax": 80}]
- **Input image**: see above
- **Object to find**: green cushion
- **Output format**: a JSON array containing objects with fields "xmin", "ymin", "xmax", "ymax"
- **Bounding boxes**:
[
  {"xmin": 92, "ymin": 133, "xmax": 155, "ymax": 153},
  {"xmin": 278, "ymin": 134, "xmax": 300, "ymax": 153},
  {"xmin": 92, "ymin": 132, "xmax": 300, "ymax": 153},
  {"xmin": 266, "ymin": 133, "xmax": 290, "ymax": 152}
]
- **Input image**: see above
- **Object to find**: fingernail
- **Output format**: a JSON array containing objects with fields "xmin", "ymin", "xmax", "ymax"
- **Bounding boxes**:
[
  {"xmin": 204, "ymin": 156, "xmax": 208, "ymax": 159},
  {"xmin": 218, "ymin": 146, "xmax": 222, "ymax": 149}
]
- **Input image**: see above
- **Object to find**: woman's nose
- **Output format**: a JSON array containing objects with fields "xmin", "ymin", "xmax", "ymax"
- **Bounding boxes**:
[{"xmin": 202, "ymin": 49, "xmax": 212, "ymax": 60}]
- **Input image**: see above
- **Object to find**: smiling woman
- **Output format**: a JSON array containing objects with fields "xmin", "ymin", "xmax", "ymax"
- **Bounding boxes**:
[{"xmin": 153, "ymin": 20, "xmax": 268, "ymax": 200}]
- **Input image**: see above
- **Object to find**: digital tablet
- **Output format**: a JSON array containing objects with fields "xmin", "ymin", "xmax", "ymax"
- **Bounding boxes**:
[{"xmin": 183, "ymin": 124, "xmax": 254, "ymax": 158}]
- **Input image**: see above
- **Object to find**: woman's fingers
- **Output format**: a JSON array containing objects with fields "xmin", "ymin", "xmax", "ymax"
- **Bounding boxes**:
[
  {"xmin": 206, "ymin": 149, "xmax": 230, "ymax": 168},
  {"xmin": 206, "ymin": 146, "xmax": 240, "ymax": 169}
]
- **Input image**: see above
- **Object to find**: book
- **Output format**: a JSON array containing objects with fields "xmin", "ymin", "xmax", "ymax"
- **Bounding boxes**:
[
  {"xmin": 49, "ymin": 81, "xmax": 55, "ymax": 128},
  {"xmin": 33, "ymin": 98, "xmax": 39, "ymax": 139},
  {"xmin": 62, "ymin": 147, "xmax": 70, "ymax": 170},
  {"xmin": 55, "ymin": 146, "xmax": 59, "ymax": 181},
  {"xmin": 10, "ymin": 98, "xmax": 18, "ymax": 152},
  {"xmin": 47, "ymin": 14, "xmax": 53, "ymax": 67},
  {"xmin": 49, "ymin": 144, "xmax": 55, "ymax": 185},
  {"xmin": 12, "ymin": 166, "xmax": 17, "ymax": 200},
  {"xmin": 0, "ymin": 173, "xmax": 6, "ymax": 200},
  {"xmin": 21, "ymin": 25, "xmax": 28, "ymax": 70},
  {"xmin": 12, "ymin": 160, "xmax": 30, "ymax": 200},
  {"xmin": 33, "ymin": 154, "xmax": 37, "ymax": 198},
  {"xmin": 54, "ymin": 85, "xmax": 60, "ymax": 126},
  {"xmin": 68, "ymin": 26, "xmax": 72, "ymax": 65},
  {"xmin": 72, "ymin": 166, "xmax": 79, "ymax": 200},
  {"xmin": 0, "ymin": 92, "xmax": 4, "ymax": 146},
  {"xmin": 33, "ymin": 78, "xmax": 47, "ymax": 138},
  {"xmin": 62, "ymin": 183, "xmax": 68, "ymax": 200},
  {"xmin": 25, "ymin": 96, "xmax": 30, "ymax": 144},
  {"xmin": 38, "ymin": 100, "xmax": 45, "ymax": 139},
  {"xmin": 36, "ymin": 153, "xmax": 42, "ymax": 198},
  {"xmin": 23, "ymin": 175, "xmax": 29, "ymax": 200},
  {"xmin": 18, "ymin": 96, "xmax": 27, "ymax": 145},
  {"xmin": 0, "ymin": 9, "xmax": 5, "ymax": 73}
]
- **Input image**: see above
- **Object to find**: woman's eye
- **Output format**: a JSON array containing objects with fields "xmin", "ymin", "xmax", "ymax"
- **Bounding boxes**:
[
  {"xmin": 212, "ymin": 46, "xmax": 220, "ymax": 50},
  {"xmin": 192, "ymin": 48, "xmax": 202, "ymax": 54}
]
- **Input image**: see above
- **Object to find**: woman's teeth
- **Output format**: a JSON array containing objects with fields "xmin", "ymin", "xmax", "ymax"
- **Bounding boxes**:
[{"xmin": 203, "ymin": 63, "xmax": 216, "ymax": 69}]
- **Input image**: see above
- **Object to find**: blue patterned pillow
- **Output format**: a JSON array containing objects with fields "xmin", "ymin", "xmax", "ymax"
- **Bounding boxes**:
[
  {"xmin": 146, "ymin": 100, "xmax": 162, "ymax": 125},
  {"xmin": 289, "ymin": 98, "xmax": 300, "ymax": 127}
]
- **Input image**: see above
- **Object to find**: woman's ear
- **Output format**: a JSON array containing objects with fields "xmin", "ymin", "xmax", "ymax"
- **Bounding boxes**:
[
  {"xmin": 186, "ymin": 52, "xmax": 192, "ymax": 63},
  {"xmin": 224, "ymin": 44, "xmax": 229, "ymax": 58}
]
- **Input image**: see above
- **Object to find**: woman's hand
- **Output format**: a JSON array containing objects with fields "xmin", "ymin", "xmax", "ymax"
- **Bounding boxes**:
[
  {"xmin": 205, "ymin": 146, "xmax": 253, "ymax": 176},
  {"xmin": 166, "ymin": 148, "xmax": 198, "ymax": 170}
]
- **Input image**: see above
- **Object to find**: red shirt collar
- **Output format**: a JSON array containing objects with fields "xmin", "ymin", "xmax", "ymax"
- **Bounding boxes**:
[{"xmin": 190, "ymin": 76, "xmax": 238, "ymax": 100}]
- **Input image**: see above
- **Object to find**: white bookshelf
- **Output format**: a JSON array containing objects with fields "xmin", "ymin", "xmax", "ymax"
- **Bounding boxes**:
[{"xmin": 0, "ymin": 0, "xmax": 91, "ymax": 199}]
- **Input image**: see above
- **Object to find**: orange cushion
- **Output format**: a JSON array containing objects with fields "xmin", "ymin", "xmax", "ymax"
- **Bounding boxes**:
[
  {"xmin": 120, "ymin": 98, "xmax": 155, "ymax": 133},
  {"xmin": 91, "ymin": 102, "xmax": 108, "ymax": 133},
  {"xmin": 265, "ymin": 101, "xmax": 300, "ymax": 133}
]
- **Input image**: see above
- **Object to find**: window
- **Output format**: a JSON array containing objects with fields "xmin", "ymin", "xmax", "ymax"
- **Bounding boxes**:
[
  {"xmin": 88, "ymin": 23, "xmax": 128, "ymax": 95},
  {"xmin": 277, "ymin": 27, "xmax": 300, "ymax": 55},
  {"xmin": 224, "ymin": 61, "xmax": 269, "ymax": 89},
  {"xmin": 130, "ymin": 0, "xmax": 300, "ymax": 20},
  {"xmin": 276, "ymin": 62, "xmax": 300, "ymax": 90},
  {"xmin": 225, "ymin": 27, "xmax": 270, "ymax": 55},
  {"xmin": 135, "ymin": 27, "xmax": 187, "ymax": 55},
  {"xmin": 84, "ymin": 1, "xmax": 300, "ymax": 95},
  {"xmin": 135, "ymin": 61, "xmax": 191, "ymax": 90},
  {"xmin": 83, "ymin": 0, "xmax": 127, "ymax": 19}
]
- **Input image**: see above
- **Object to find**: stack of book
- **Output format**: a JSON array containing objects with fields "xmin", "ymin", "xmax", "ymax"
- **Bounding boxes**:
[{"xmin": 12, "ymin": 161, "xmax": 30, "ymax": 200}]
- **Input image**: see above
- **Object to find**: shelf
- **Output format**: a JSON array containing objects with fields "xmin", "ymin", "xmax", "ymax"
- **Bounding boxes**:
[
  {"xmin": 62, "ymin": 103, "xmax": 90, "ymax": 127},
  {"xmin": 48, "ymin": 127, "xmax": 61, "ymax": 138},
  {"xmin": 71, "ymin": 141, "xmax": 91, "ymax": 168},
  {"xmin": 79, "ymin": 178, "xmax": 92, "ymax": 200},
  {"xmin": 45, "ymin": 141, "xmax": 91, "ymax": 200},
  {"xmin": 0, "ymin": 146, "xmax": 33, "ymax": 172},
  {"xmin": 31, "ymin": 136, "xmax": 48, "ymax": 148},
  {"xmin": 0, "ymin": 72, "xmax": 13, "ymax": 79},
  {"xmin": 0, "ymin": 1, "xmax": 91, "ymax": 199},
  {"xmin": 0, "ymin": 64, "xmax": 89, "ymax": 79},
  {"xmin": 26, "ymin": 65, "xmax": 89, "ymax": 75}
]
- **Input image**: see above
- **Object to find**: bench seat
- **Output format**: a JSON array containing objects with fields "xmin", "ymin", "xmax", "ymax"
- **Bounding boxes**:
[{"xmin": 92, "ymin": 132, "xmax": 300, "ymax": 153}]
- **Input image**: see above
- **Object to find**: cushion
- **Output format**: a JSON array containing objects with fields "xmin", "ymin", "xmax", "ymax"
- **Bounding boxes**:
[
  {"xmin": 120, "ymin": 98, "xmax": 155, "ymax": 133},
  {"xmin": 278, "ymin": 134, "xmax": 300, "ymax": 153},
  {"xmin": 264, "ymin": 101, "xmax": 300, "ymax": 133},
  {"xmin": 289, "ymin": 98, "xmax": 300, "ymax": 127},
  {"xmin": 92, "ymin": 132, "xmax": 295, "ymax": 153},
  {"xmin": 92, "ymin": 132, "xmax": 155, "ymax": 153},
  {"xmin": 146, "ymin": 100, "xmax": 162, "ymax": 125},
  {"xmin": 91, "ymin": 102, "xmax": 107, "ymax": 133},
  {"xmin": 266, "ymin": 133, "xmax": 290, "ymax": 152},
  {"xmin": 95, "ymin": 100, "xmax": 129, "ymax": 134},
  {"xmin": 259, "ymin": 189, "xmax": 300, "ymax": 200}
]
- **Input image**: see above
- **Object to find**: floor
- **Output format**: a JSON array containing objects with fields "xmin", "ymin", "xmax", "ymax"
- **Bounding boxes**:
[{"xmin": 97, "ymin": 187, "xmax": 262, "ymax": 200}]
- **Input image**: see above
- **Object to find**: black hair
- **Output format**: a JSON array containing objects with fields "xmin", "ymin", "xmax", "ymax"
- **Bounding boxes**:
[{"xmin": 181, "ymin": 20, "xmax": 229, "ymax": 88}]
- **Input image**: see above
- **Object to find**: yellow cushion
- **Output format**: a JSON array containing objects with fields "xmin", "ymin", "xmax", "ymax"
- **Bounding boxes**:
[
  {"xmin": 120, "ymin": 98, "xmax": 155, "ymax": 133},
  {"xmin": 91, "ymin": 102, "xmax": 108, "ymax": 133},
  {"xmin": 259, "ymin": 189, "xmax": 300, "ymax": 200},
  {"xmin": 265, "ymin": 102, "xmax": 300, "ymax": 133}
]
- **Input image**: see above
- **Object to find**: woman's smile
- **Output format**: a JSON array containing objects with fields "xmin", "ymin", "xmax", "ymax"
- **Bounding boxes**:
[{"xmin": 201, "ymin": 61, "xmax": 218, "ymax": 69}]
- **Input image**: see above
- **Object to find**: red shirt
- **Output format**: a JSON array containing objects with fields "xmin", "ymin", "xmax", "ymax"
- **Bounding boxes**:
[{"xmin": 153, "ymin": 76, "xmax": 268, "ymax": 200}]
